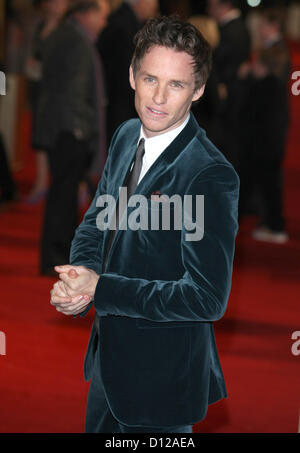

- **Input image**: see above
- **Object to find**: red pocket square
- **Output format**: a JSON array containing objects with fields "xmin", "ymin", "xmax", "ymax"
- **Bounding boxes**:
[{"xmin": 150, "ymin": 191, "xmax": 168, "ymax": 202}]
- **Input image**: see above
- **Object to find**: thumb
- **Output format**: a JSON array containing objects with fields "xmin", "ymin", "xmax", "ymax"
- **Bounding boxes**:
[
  {"xmin": 54, "ymin": 265, "xmax": 76, "ymax": 274},
  {"xmin": 68, "ymin": 268, "xmax": 79, "ymax": 279}
]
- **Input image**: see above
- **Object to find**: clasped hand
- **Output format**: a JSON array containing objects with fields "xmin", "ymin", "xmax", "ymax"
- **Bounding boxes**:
[{"xmin": 50, "ymin": 265, "xmax": 100, "ymax": 316}]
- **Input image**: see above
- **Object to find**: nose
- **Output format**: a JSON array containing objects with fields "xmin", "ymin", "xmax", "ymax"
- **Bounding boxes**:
[{"xmin": 153, "ymin": 84, "xmax": 167, "ymax": 105}]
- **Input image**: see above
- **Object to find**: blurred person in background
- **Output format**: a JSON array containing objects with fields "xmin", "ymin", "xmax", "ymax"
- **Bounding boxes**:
[
  {"xmin": 25, "ymin": 0, "xmax": 70, "ymax": 205},
  {"xmin": 97, "ymin": 0, "xmax": 158, "ymax": 142},
  {"xmin": 4, "ymin": 0, "xmax": 37, "ymax": 74},
  {"xmin": 0, "ymin": 62, "xmax": 17, "ymax": 210},
  {"xmin": 189, "ymin": 14, "xmax": 221, "ymax": 144},
  {"xmin": 238, "ymin": 8, "xmax": 290, "ymax": 244},
  {"xmin": 0, "ymin": 132, "xmax": 17, "ymax": 210},
  {"xmin": 207, "ymin": 0, "xmax": 251, "ymax": 171},
  {"xmin": 33, "ymin": 0, "xmax": 109, "ymax": 276}
]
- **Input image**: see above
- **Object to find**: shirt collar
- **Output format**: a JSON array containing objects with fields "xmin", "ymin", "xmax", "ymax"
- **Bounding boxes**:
[{"xmin": 137, "ymin": 114, "xmax": 190, "ymax": 163}]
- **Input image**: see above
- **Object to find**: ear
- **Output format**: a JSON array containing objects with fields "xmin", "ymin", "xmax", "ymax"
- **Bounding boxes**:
[
  {"xmin": 129, "ymin": 66, "xmax": 136, "ymax": 91},
  {"xmin": 192, "ymin": 84, "xmax": 205, "ymax": 102}
]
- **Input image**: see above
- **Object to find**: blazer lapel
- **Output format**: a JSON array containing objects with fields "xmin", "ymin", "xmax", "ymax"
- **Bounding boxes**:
[
  {"xmin": 102, "ymin": 127, "xmax": 139, "ymax": 267},
  {"xmin": 108, "ymin": 130, "xmax": 140, "ymax": 203}
]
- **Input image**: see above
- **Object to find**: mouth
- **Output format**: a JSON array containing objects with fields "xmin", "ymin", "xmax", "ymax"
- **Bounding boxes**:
[{"xmin": 146, "ymin": 107, "xmax": 168, "ymax": 117}]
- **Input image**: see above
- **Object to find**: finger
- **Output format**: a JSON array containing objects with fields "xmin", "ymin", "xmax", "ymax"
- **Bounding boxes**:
[
  {"xmin": 71, "ymin": 303, "xmax": 92, "ymax": 315},
  {"xmin": 54, "ymin": 280, "xmax": 70, "ymax": 298},
  {"xmin": 58, "ymin": 295, "xmax": 86, "ymax": 308},
  {"xmin": 56, "ymin": 306, "xmax": 73, "ymax": 316},
  {"xmin": 60, "ymin": 281, "xmax": 80, "ymax": 299},
  {"xmin": 68, "ymin": 269, "xmax": 79, "ymax": 279},
  {"xmin": 72, "ymin": 306, "xmax": 90, "ymax": 316},
  {"xmin": 58, "ymin": 280, "xmax": 81, "ymax": 300},
  {"xmin": 58, "ymin": 302, "xmax": 78, "ymax": 309},
  {"xmin": 58, "ymin": 280, "xmax": 69, "ymax": 296},
  {"xmin": 74, "ymin": 294, "xmax": 91, "ymax": 303},
  {"xmin": 50, "ymin": 295, "xmax": 73, "ymax": 305},
  {"xmin": 58, "ymin": 280, "xmax": 73, "ymax": 298},
  {"xmin": 67, "ymin": 296, "xmax": 91, "ymax": 310},
  {"xmin": 65, "ymin": 302, "xmax": 88, "ymax": 313},
  {"xmin": 56, "ymin": 299, "xmax": 90, "ymax": 315},
  {"xmin": 59, "ymin": 272, "xmax": 75, "ymax": 289},
  {"xmin": 50, "ymin": 289, "xmax": 72, "ymax": 304},
  {"xmin": 54, "ymin": 265, "xmax": 79, "ymax": 274},
  {"xmin": 56, "ymin": 293, "xmax": 91, "ymax": 307},
  {"xmin": 58, "ymin": 307, "xmax": 85, "ymax": 316},
  {"xmin": 72, "ymin": 294, "xmax": 87, "ymax": 303}
]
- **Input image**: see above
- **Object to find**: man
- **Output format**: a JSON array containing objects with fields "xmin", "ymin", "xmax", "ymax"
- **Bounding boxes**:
[
  {"xmin": 0, "ymin": 62, "xmax": 17, "ymax": 209},
  {"xmin": 239, "ymin": 9, "xmax": 290, "ymax": 244},
  {"xmin": 97, "ymin": 0, "xmax": 158, "ymax": 142},
  {"xmin": 0, "ymin": 133, "xmax": 17, "ymax": 209},
  {"xmin": 25, "ymin": 0, "xmax": 71, "ymax": 205},
  {"xmin": 207, "ymin": 0, "xmax": 251, "ymax": 170},
  {"xmin": 33, "ymin": 0, "xmax": 109, "ymax": 275},
  {"xmin": 50, "ymin": 16, "xmax": 240, "ymax": 433}
]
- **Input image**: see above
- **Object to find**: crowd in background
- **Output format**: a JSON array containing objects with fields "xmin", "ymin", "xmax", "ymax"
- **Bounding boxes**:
[{"xmin": 0, "ymin": 0, "xmax": 298, "ymax": 275}]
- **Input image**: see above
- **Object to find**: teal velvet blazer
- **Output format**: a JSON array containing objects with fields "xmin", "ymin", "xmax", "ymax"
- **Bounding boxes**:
[{"xmin": 70, "ymin": 113, "xmax": 240, "ymax": 428}]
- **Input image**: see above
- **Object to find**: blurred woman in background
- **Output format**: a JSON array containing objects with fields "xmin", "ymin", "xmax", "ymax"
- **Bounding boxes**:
[
  {"xmin": 189, "ymin": 14, "xmax": 221, "ymax": 145},
  {"xmin": 25, "ymin": 0, "xmax": 70, "ymax": 204}
]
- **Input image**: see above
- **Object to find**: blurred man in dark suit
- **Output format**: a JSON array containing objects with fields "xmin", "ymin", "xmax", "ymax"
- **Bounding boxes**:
[
  {"xmin": 238, "ymin": 9, "xmax": 290, "ymax": 244},
  {"xmin": 0, "ymin": 61, "xmax": 17, "ymax": 209},
  {"xmin": 207, "ymin": 0, "xmax": 251, "ymax": 170},
  {"xmin": 0, "ymin": 134, "xmax": 17, "ymax": 210},
  {"xmin": 97, "ymin": 0, "xmax": 158, "ymax": 142},
  {"xmin": 34, "ymin": 0, "xmax": 109, "ymax": 275}
]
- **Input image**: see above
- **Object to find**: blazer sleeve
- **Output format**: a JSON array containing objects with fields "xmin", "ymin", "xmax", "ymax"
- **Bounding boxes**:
[
  {"xmin": 68, "ymin": 153, "xmax": 108, "ymax": 318},
  {"xmin": 93, "ymin": 163, "xmax": 240, "ymax": 323}
]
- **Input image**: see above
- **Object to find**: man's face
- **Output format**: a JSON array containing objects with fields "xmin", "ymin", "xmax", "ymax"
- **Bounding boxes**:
[
  {"xmin": 129, "ymin": 46, "xmax": 204, "ymax": 138},
  {"xmin": 207, "ymin": 0, "xmax": 225, "ymax": 23},
  {"xmin": 138, "ymin": 0, "xmax": 159, "ymax": 21},
  {"xmin": 42, "ymin": 0, "xmax": 69, "ymax": 18},
  {"xmin": 258, "ymin": 19, "xmax": 278, "ymax": 42},
  {"xmin": 84, "ymin": 0, "xmax": 110, "ymax": 39}
]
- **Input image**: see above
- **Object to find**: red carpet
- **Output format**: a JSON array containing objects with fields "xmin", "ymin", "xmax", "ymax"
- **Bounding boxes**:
[{"xmin": 0, "ymin": 44, "xmax": 300, "ymax": 433}]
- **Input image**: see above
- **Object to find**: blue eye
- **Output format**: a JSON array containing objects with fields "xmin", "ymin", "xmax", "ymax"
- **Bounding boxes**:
[{"xmin": 171, "ymin": 82, "xmax": 183, "ymax": 88}]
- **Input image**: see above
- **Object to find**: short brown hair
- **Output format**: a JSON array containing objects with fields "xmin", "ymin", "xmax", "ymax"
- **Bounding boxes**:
[{"xmin": 131, "ymin": 16, "xmax": 212, "ymax": 90}]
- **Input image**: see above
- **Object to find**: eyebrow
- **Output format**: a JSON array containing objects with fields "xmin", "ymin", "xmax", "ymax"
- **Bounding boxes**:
[{"xmin": 140, "ymin": 72, "xmax": 190, "ymax": 86}]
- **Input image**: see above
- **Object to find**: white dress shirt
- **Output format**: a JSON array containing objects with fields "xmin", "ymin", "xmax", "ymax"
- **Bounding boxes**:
[{"xmin": 130, "ymin": 114, "xmax": 190, "ymax": 186}]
